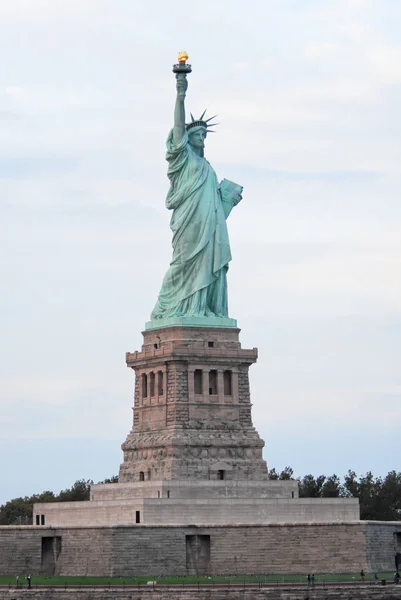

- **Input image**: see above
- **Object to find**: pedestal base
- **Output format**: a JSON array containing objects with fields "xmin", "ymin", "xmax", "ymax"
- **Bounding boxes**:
[
  {"xmin": 33, "ymin": 479, "xmax": 360, "ymax": 527},
  {"xmin": 122, "ymin": 325, "xmax": 265, "ymax": 483},
  {"xmin": 145, "ymin": 316, "xmax": 237, "ymax": 331}
]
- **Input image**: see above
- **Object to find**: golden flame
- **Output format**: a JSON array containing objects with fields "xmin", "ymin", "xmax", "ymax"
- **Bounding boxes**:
[{"xmin": 177, "ymin": 51, "xmax": 188, "ymax": 63}]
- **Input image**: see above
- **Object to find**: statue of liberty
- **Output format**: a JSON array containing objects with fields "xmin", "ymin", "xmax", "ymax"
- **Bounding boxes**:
[{"xmin": 150, "ymin": 53, "xmax": 242, "ymax": 323}]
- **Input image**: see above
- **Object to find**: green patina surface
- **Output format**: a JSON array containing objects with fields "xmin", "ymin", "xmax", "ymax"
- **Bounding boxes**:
[
  {"xmin": 149, "ymin": 62, "xmax": 242, "ymax": 328},
  {"xmin": 145, "ymin": 316, "xmax": 237, "ymax": 331}
]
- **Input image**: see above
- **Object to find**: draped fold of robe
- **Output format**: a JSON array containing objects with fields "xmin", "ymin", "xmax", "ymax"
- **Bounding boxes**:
[{"xmin": 151, "ymin": 129, "xmax": 233, "ymax": 319}]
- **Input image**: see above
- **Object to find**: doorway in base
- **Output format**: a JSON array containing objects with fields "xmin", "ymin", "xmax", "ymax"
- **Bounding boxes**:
[{"xmin": 186, "ymin": 534, "xmax": 211, "ymax": 575}]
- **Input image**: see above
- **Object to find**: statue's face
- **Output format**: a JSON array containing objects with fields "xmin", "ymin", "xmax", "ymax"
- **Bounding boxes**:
[{"xmin": 188, "ymin": 128, "xmax": 207, "ymax": 150}]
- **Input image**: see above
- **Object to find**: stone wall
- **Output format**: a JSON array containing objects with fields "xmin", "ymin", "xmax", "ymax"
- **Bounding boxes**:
[
  {"xmin": 107, "ymin": 523, "xmax": 368, "ymax": 577},
  {"xmin": 366, "ymin": 522, "xmax": 401, "ymax": 572},
  {"xmin": 34, "ymin": 499, "xmax": 145, "ymax": 527},
  {"xmin": 141, "ymin": 498, "xmax": 359, "ymax": 526},
  {"xmin": 1, "ymin": 587, "xmax": 401, "ymax": 600},
  {"xmin": 120, "ymin": 326, "xmax": 268, "ymax": 483},
  {"xmin": 0, "ymin": 527, "xmax": 41, "ymax": 574},
  {"xmin": 2, "ymin": 521, "xmax": 397, "ymax": 577},
  {"xmin": 34, "ymin": 494, "xmax": 358, "ymax": 527},
  {"xmin": 207, "ymin": 523, "xmax": 368, "ymax": 576},
  {"xmin": 91, "ymin": 480, "xmax": 299, "ymax": 502}
]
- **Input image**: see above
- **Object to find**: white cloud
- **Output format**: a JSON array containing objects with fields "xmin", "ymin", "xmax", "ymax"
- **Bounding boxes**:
[
  {"xmin": 0, "ymin": 0, "xmax": 107, "ymax": 17},
  {"xmin": 370, "ymin": 44, "xmax": 401, "ymax": 84},
  {"xmin": 5, "ymin": 86, "xmax": 24, "ymax": 96},
  {"xmin": 234, "ymin": 61, "xmax": 249, "ymax": 70}
]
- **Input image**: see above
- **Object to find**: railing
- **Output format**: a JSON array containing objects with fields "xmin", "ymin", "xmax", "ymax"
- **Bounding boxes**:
[{"xmin": 2, "ymin": 573, "xmax": 398, "ymax": 591}]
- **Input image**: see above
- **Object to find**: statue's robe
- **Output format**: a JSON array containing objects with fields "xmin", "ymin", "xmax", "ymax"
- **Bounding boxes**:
[{"xmin": 151, "ymin": 130, "xmax": 233, "ymax": 319}]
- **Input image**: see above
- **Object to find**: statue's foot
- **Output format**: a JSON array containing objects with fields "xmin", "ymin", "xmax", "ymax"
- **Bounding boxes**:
[{"xmin": 205, "ymin": 309, "xmax": 216, "ymax": 317}]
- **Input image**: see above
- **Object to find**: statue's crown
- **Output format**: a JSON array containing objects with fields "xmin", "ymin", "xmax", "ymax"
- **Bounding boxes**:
[{"xmin": 186, "ymin": 110, "xmax": 218, "ymax": 133}]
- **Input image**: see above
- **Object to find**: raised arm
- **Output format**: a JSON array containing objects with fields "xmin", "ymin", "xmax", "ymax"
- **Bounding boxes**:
[{"xmin": 173, "ymin": 73, "xmax": 188, "ymax": 145}]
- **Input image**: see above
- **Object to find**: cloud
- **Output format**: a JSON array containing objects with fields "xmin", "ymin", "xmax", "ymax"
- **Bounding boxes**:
[
  {"xmin": 234, "ymin": 61, "xmax": 249, "ymax": 70},
  {"xmin": 370, "ymin": 43, "xmax": 401, "ymax": 84},
  {"xmin": 6, "ymin": 86, "xmax": 24, "ymax": 96},
  {"xmin": 0, "ymin": 156, "xmax": 78, "ymax": 179},
  {"xmin": 0, "ymin": 0, "xmax": 108, "ymax": 17}
]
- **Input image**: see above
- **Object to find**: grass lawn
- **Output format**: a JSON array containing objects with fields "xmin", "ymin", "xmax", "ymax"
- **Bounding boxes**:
[{"xmin": 0, "ymin": 572, "xmax": 395, "ymax": 587}]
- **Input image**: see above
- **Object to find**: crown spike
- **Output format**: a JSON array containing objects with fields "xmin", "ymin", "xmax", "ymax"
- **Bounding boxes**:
[{"xmin": 186, "ymin": 110, "xmax": 219, "ymax": 133}]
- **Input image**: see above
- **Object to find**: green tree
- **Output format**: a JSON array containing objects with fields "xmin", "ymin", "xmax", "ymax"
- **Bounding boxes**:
[
  {"xmin": 57, "ymin": 479, "xmax": 93, "ymax": 502},
  {"xmin": 99, "ymin": 475, "xmax": 119, "ymax": 484},
  {"xmin": 298, "ymin": 474, "xmax": 326, "ymax": 498},
  {"xmin": 0, "ymin": 497, "xmax": 33, "ymax": 525},
  {"xmin": 342, "ymin": 470, "xmax": 401, "ymax": 520},
  {"xmin": 343, "ymin": 470, "xmax": 378, "ymax": 519},
  {"xmin": 379, "ymin": 470, "xmax": 401, "ymax": 521},
  {"xmin": 343, "ymin": 470, "xmax": 360, "ymax": 498},
  {"xmin": 321, "ymin": 474, "xmax": 342, "ymax": 498},
  {"xmin": 268, "ymin": 466, "xmax": 294, "ymax": 480}
]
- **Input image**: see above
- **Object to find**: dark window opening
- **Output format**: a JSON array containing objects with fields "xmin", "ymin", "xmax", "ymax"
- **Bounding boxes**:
[
  {"xmin": 158, "ymin": 371, "xmax": 164, "ymax": 395},
  {"xmin": 139, "ymin": 471, "xmax": 145, "ymax": 481},
  {"xmin": 36, "ymin": 515, "xmax": 40, "ymax": 526},
  {"xmin": 291, "ymin": 491, "xmax": 295, "ymax": 498},
  {"xmin": 149, "ymin": 371, "xmax": 155, "ymax": 397},
  {"xmin": 141, "ymin": 373, "xmax": 148, "ymax": 398},
  {"xmin": 223, "ymin": 370, "xmax": 232, "ymax": 395},
  {"xmin": 41, "ymin": 514, "xmax": 45, "ymax": 525},
  {"xmin": 157, "ymin": 490, "xmax": 160, "ymax": 498},
  {"xmin": 167, "ymin": 490, "xmax": 170, "ymax": 498},
  {"xmin": 396, "ymin": 532, "xmax": 401, "ymax": 552},
  {"xmin": 154, "ymin": 343, "xmax": 158, "ymax": 349},
  {"xmin": 209, "ymin": 370, "xmax": 217, "ymax": 395},
  {"xmin": 136, "ymin": 510, "xmax": 140, "ymax": 524},
  {"xmin": 208, "ymin": 341, "xmax": 214, "ymax": 347},
  {"xmin": 194, "ymin": 369, "xmax": 203, "ymax": 394},
  {"xmin": 217, "ymin": 470, "xmax": 225, "ymax": 480}
]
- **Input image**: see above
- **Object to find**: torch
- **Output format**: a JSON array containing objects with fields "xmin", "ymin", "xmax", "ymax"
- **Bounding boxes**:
[{"xmin": 173, "ymin": 51, "xmax": 192, "ymax": 74}]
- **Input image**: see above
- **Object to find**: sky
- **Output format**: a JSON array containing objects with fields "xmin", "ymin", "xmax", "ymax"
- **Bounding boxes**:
[{"xmin": 0, "ymin": 0, "xmax": 400, "ymax": 505}]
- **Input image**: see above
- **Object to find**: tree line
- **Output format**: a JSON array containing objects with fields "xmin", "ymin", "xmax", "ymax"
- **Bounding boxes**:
[
  {"xmin": 268, "ymin": 468, "xmax": 401, "ymax": 521},
  {"xmin": 0, "ymin": 476, "xmax": 118, "ymax": 525},
  {"xmin": 1, "ymin": 470, "xmax": 400, "ymax": 525}
]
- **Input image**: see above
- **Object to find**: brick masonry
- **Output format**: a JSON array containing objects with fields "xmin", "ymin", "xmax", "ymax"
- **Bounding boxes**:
[
  {"xmin": 366, "ymin": 522, "xmax": 401, "ymax": 571},
  {"xmin": 119, "ymin": 326, "xmax": 268, "ymax": 483},
  {"xmin": 1, "ymin": 522, "xmax": 401, "ymax": 577},
  {"xmin": 1, "ymin": 588, "xmax": 401, "ymax": 600}
]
